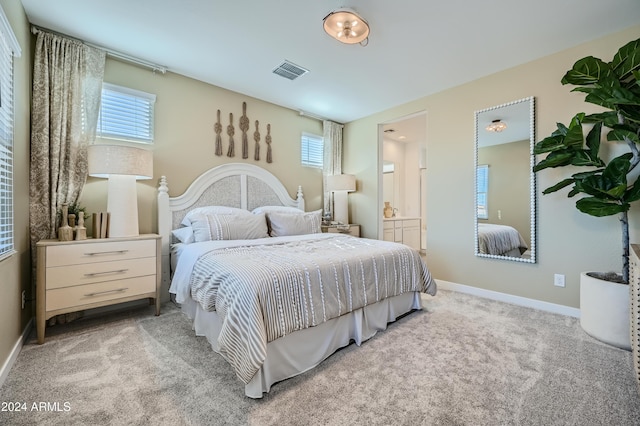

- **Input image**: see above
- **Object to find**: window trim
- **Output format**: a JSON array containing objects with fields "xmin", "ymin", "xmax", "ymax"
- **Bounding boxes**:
[
  {"xmin": 301, "ymin": 132, "xmax": 324, "ymax": 169},
  {"xmin": 97, "ymin": 82, "xmax": 156, "ymax": 144},
  {"xmin": 0, "ymin": 3, "xmax": 19, "ymax": 262},
  {"xmin": 476, "ymin": 164, "xmax": 489, "ymax": 220}
]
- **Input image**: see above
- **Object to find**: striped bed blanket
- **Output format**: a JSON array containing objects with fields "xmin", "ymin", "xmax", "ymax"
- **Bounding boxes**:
[
  {"xmin": 184, "ymin": 233, "xmax": 436, "ymax": 384},
  {"xmin": 477, "ymin": 223, "xmax": 528, "ymax": 255}
]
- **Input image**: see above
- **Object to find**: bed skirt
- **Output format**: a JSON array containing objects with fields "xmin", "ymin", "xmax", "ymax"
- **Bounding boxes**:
[{"xmin": 179, "ymin": 291, "xmax": 423, "ymax": 398}]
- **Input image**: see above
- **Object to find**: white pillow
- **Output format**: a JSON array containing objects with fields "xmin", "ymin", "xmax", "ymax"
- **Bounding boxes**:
[
  {"xmin": 252, "ymin": 205, "xmax": 304, "ymax": 215},
  {"xmin": 190, "ymin": 212, "xmax": 269, "ymax": 242},
  {"xmin": 171, "ymin": 226, "xmax": 195, "ymax": 244},
  {"xmin": 181, "ymin": 206, "xmax": 251, "ymax": 227},
  {"xmin": 268, "ymin": 209, "xmax": 322, "ymax": 237}
]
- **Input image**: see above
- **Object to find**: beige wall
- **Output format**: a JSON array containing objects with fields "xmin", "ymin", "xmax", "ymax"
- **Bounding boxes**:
[
  {"xmin": 0, "ymin": 0, "xmax": 32, "ymax": 373},
  {"xmin": 79, "ymin": 59, "xmax": 325, "ymax": 235},
  {"xmin": 345, "ymin": 25, "xmax": 640, "ymax": 309}
]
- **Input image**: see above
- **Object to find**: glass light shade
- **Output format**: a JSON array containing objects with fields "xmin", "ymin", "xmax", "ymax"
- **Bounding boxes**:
[
  {"xmin": 323, "ymin": 9, "xmax": 370, "ymax": 45},
  {"xmin": 486, "ymin": 120, "xmax": 507, "ymax": 133}
]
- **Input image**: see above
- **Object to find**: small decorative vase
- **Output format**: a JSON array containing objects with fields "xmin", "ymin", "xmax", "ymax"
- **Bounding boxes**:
[
  {"xmin": 75, "ymin": 212, "xmax": 87, "ymax": 241},
  {"xmin": 57, "ymin": 203, "xmax": 73, "ymax": 241},
  {"xmin": 383, "ymin": 201, "xmax": 393, "ymax": 218}
]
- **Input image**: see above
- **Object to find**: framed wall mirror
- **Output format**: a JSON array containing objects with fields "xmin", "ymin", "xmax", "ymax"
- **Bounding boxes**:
[{"xmin": 474, "ymin": 96, "xmax": 536, "ymax": 263}]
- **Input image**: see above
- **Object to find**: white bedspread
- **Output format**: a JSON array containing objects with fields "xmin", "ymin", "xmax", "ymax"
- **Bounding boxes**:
[{"xmin": 169, "ymin": 233, "xmax": 436, "ymax": 384}]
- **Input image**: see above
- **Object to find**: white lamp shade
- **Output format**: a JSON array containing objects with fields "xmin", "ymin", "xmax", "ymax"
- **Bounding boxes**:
[
  {"xmin": 327, "ymin": 174, "xmax": 356, "ymax": 192},
  {"xmin": 88, "ymin": 144, "xmax": 153, "ymax": 179},
  {"xmin": 87, "ymin": 144, "xmax": 153, "ymax": 238}
]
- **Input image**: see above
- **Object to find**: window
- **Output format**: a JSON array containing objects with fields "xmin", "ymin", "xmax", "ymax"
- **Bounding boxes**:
[
  {"xmin": 0, "ymin": 5, "xmax": 19, "ymax": 261},
  {"xmin": 476, "ymin": 164, "xmax": 489, "ymax": 220},
  {"xmin": 97, "ymin": 83, "xmax": 156, "ymax": 144},
  {"xmin": 301, "ymin": 132, "xmax": 323, "ymax": 168}
]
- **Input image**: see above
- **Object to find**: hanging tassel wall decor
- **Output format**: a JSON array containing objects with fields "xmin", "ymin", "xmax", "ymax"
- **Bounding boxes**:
[
  {"xmin": 226, "ymin": 112, "xmax": 235, "ymax": 157},
  {"xmin": 240, "ymin": 102, "xmax": 249, "ymax": 159},
  {"xmin": 214, "ymin": 109, "xmax": 223, "ymax": 156},
  {"xmin": 266, "ymin": 123, "xmax": 273, "ymax": 163},
  {"xmin": 253, "ymin": 120, "xmax": 261, "ymax": 161}
]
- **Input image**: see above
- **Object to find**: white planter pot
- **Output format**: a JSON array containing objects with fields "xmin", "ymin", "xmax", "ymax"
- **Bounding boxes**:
[{"xmin": 580, "ymin": 272, "xmax": 631, "ymax": 350}]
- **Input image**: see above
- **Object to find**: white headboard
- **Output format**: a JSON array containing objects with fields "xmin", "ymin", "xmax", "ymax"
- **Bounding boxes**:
[{"xmin": 157, "ymin": 163, "xmax": 305, "ymax": 290}]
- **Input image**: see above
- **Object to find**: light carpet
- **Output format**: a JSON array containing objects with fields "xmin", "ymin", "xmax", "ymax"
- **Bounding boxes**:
[{"xmin": 1, "ymin": 290, "xmax": 639, "ymax": 425}]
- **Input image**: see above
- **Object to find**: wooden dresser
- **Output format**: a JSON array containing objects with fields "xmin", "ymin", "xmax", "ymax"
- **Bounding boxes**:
[{"xmin": 36, "ymin": 234, "xmax": 161, "ymax": 344}]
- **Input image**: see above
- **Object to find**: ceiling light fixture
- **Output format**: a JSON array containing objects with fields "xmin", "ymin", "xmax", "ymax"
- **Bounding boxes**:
[
  {"xmin": 486, "ymin": 119, "xmax": 507, "ymax": 133},
  {"xmin": 323, "ymin": 8, "xmax": 370, "ymax": 46}
]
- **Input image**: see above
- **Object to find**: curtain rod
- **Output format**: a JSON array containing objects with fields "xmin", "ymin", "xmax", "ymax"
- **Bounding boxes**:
[
  {"xmin": 31, "ymin": 25, "xmax": 167, "ymax": 74},
  {"xmin": 299, "ymin": 110, "xmax": 344, "ymax": 125}
]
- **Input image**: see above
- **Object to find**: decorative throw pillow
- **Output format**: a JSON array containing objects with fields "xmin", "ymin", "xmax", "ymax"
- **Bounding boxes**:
[
  {"xmin": 171, "ymin": 226, "xmax": 195, "ymax": 244},
  {"xmin": 190, "ymin": 212, "xmax": 269, "ymax": 241},
  {"xmin": 251, "ymin": 205, "xmax": 304, "ymax": 215},
  {"xmin": 181, "ymin": 206, "xmax": 252, "ymax": 227},
  {"xmin": 268, "ymin": 209, "xmax": 322, "ymax": 237}
]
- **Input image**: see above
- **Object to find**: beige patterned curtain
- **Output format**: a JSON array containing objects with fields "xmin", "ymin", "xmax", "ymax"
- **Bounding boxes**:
[
  {"xmin": 322, "ymin": 120, "xmax": 344, "ymax": 218},
  {"xmin": 29, "ymin": 29, "xmax": 105, "ymax": 249}
]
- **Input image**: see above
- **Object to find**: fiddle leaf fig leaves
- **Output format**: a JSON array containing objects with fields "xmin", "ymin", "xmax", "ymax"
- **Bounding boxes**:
[
  {"xmin": 575, "ymin": 197, "xmax": 628, "ymax": 217},
  {"xmin": 611, "ymin": 39, "xmax": 640, "ymax": 80},
  {"xmin": 533, "ymin": 37, "xmax": 640, "ymax": 283},
  {"xmin": 561, "ymin": 56, "xmax": 610, "ymax": 86}
]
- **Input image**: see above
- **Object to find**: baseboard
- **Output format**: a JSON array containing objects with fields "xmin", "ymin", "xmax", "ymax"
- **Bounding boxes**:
[
  {"xmin": 0, "ymin": 318, "xmax": 33, "ymax": 388},
  {"xmin": 436, "ymin": 280, "xmax": 581, "ymax": 318}
]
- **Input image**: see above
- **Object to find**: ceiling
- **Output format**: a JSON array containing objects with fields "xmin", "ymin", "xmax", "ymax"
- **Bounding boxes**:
[{"xmin": 20, "ymin": 0, "xmax": 640, "ymax": 126}]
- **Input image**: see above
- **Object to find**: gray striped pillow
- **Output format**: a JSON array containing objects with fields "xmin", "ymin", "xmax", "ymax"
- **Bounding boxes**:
[
  {"xmin": 191, "ymin": 212, "xmax": 269, "ymax": 241},
  {"xmin": 268, "ymin": 210, "xmax": 322, "ymax": 237}
]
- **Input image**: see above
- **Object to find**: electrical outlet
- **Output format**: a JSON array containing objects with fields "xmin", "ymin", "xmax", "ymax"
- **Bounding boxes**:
[
  {"xmin": 21, "ymin": 290, "xmax": 25, "ymax": 309},
  {"xmin": 554, "ymin": 274, "xmax": 565, "ymax": 288}
]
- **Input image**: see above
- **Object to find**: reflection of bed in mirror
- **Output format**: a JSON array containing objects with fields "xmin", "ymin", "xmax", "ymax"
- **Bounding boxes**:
[{"xmin": 477, "ymin": 223, "xmax": 528, "ymax": 258}]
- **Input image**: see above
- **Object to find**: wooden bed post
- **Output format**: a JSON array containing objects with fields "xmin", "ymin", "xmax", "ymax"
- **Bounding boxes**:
[
  {"xmin": 296, "ymin": 186, "xmax": 305, "ymax": 211},
  {"xmin": 157, "ymin": 176, "xmax": 171, "ymax": 291}
]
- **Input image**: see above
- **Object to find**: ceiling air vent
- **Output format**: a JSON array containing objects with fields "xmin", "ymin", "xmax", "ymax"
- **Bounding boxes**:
[{"xmin": 272, "ymin": 60, "xmax": 309, "ymax": 80}]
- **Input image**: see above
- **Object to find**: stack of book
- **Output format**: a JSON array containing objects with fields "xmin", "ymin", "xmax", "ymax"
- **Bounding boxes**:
[{"xmin": 92, "ymin": 212, "xmax": 111, "ymax": 238}]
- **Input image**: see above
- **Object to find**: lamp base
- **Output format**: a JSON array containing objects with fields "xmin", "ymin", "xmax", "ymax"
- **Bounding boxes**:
[
  {"xmin": 107, "ymin": 174, "xmax": 140, "ymax": 238},
  {"xmin": 333, "ymin": 191, "xmax": 349, "ymax": 225}
]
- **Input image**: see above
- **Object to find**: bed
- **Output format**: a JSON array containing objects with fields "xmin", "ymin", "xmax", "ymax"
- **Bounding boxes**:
[
  {"xmin": 157, "ymin": 163, "xmax": 437, "ymax": 398},
  {"xmin": 477, "ymin": 223, "xmax": 528, "ymax": 257}
]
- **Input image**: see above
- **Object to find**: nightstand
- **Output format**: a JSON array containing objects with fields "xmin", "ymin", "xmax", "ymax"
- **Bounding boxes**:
[
  {"xmin": 321, "ymin": 224, "xmax": 360, "ymax": 237},
  {"xmin": 35, "ymin": 234, "xmax": 161, "ymax": 344}
]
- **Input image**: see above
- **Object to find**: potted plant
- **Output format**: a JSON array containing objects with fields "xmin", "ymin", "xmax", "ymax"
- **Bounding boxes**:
[{"xmin": 533, "ymin": 37, "xmax": 640, "ymax": 350}]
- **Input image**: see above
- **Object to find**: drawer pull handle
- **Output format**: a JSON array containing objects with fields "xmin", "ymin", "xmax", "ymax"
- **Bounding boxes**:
[
  {"xmin": 85, "ymin": 288, "xmax": 128, "ymax": 297},
  {"xmin": 84, "ymin": 250, "xmax": 129, "ymax": 256},
  {"xmin": 84, "ymin": 269, "xmax": 129, "ymax": 277}
]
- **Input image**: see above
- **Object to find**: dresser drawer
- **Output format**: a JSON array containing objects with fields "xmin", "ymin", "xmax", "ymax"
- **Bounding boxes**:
[
  {"xmin": 46, "ymin": 275, "xmax": 156, "ymax": 311},
  {"xmin": 402, "ymin": 219, "xmax": 420, "ymax": 228},
  {"xmin": 45, "ymin": 256, "xmax": 157, "ymax": 290},
  {"xmin": 45, "ymin": 239, "xmax": 156, "ymax": 267}
]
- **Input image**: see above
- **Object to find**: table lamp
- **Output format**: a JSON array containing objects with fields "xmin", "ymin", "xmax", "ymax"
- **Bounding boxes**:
[
  {"xmin": 88, "ymin": 144, "xmax": 153, "ymax": 237},
  {"xmin": 327, "ymin": 174, "xmax": 356, "ymax": 224}
]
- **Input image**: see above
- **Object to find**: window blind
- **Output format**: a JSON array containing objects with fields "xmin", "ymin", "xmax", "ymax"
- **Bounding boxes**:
[
  {"xmin": 476, "ymin": 164, "xmax": 488, "ymax": 219},
  {"xmin": 0, "ymin": 30, "xmax": 14, "ymax": 260},
  {"xmin": 301, "ymin": 132, "xmax": 323, "ymax": 168},
  {"xmin": 97, "ymin": 83, "xmax": 156, "ymax": 144}
]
